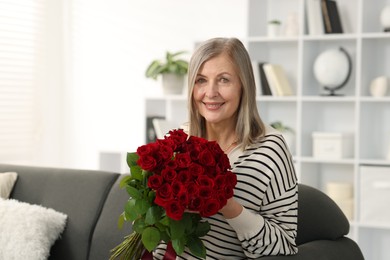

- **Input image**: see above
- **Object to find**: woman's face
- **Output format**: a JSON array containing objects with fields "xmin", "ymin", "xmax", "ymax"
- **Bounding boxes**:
[{"xmin": 193, "ymin": 53, "xmax": 242, "ymax": 127}]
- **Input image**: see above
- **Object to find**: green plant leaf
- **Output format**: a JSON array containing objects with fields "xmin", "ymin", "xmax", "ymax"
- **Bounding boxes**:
[
  {"xmin": 187, "ymin": 236, "xmax": 206, "ymax": 258},
  {"xmin": 125, "ymin": 185, "xmax": 141, "ymax": 199},
  {"xmin": 127, "ymin": 152, "xmax": 139, "ymax": 167},
  {"xmin": 142, "ymin": 227, "xmax": 160, "ymax": 252},
  {"xmin": 169, "ymin": 218, "xmax": 186, "ymax": 240},
  {"xmin": 133, "ymin": 218, "xmax": 146, "ymax": 233},
  {"xmin": 135, "ymin": 198, "xmax": 150, "ymax": 215},
  {"xmin": 145, "ymin": 206, "xmax": 163, "ymax": 225},
  {"xmin": 117, "ymin": 212, "xmax": 125, "ymax": 229},
  {"xmin": 195, "ymin": 221, "xmax": 210, "ymax": 237},
  {"xmin": 124, "ymin": 199, "xmax": 138, "ymax": 221},
  {"xmin": 172, "ymin": 238, "xmax": 185, "ymax": 255},
  {"xmin": 119, "ymin": 175, "xmax": 132, "ymax": 189}
]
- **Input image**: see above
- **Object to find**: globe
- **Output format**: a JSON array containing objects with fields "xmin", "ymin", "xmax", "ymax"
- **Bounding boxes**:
[{"xmin": 313, "ymin": 47, "xmax": 352, "ymax": 95}]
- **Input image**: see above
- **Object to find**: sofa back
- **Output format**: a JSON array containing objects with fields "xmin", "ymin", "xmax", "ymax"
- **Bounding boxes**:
[{"xmin": 1, "ymin": 164, "xmax": 120, "ymax": 260}]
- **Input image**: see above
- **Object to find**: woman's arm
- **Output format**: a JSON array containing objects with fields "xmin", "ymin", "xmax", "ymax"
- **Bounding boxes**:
[{"xmin": 227, "ymin": 134, "xmax": 298, "ymax": 258}]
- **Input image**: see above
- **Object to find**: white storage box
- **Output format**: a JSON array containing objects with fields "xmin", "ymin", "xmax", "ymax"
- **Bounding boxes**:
[
  {"xmin": 312, "ymin": 132, "xmax": 353, "ymax": 159},
  {"xmin": 360, "ymin": 165, "xmax": 390, "ymax": 224}
]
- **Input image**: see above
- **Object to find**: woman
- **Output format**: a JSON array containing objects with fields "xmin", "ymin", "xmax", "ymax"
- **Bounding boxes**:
[{"xmin": 154, "ymin": 37, "xmax": 298, "ymax": 259}]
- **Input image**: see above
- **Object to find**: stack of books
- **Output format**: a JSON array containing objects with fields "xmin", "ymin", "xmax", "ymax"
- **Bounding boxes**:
[
  {"xmin": 306, "ymin": 0, "xmax": 343, "ymax": 35},
  {"xmin": 252, "ymin": 61, "xmax": 294, "ymax": 96}
]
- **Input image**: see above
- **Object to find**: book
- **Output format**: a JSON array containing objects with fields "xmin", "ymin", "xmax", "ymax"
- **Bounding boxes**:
[
  {"xmin": 321, "ymin": 0, "xmax": 343, "ymax": 34},
  {"xmin": 263, "ymin": 64, "xmax": 293, "ymax": 96},
  {"xmin": 251, "ymin": 61, "xmax": 261, "ymax": 96},
  {"xmin": 327, "ymin": 0, "xmax": 343, "ymax": 33},
  {"xmin": 306, "ymin": 0, "xmax": 325, "ymax": 35},
  {"xmin": 259, "ymin": 62, "xmax": 272, "ymax": 96},
  {"xmin": 152, "ymin": 118, "xmax": 178, "ymax": 139},
  {"xmin": 146, "ymin": 116, "xmax": 164, "ymax": 143}
]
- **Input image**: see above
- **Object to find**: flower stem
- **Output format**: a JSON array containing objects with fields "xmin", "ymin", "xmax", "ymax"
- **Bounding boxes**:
[{"xmin": 110, "ymin": 232, "xmax": 145, "ymax": 260}]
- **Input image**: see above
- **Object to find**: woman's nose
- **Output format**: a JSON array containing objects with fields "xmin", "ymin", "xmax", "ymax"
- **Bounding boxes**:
[{"xmin": 205, "ymin": 81, "xmax": 219, "ymax": 98}]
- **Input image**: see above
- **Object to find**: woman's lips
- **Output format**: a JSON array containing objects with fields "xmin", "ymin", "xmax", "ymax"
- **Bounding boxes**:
[{"xmin": 203, "ymin": 102, "xmax": 224, "ymax": 110}]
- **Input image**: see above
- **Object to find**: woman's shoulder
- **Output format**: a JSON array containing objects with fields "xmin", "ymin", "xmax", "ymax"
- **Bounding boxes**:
[{"xmin": 245, "ymin": 124, "xmax": 288, "ymax": 152}]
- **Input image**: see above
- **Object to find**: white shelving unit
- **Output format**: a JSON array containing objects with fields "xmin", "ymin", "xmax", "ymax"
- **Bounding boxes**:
[
  {"xmin": 145, "ymin": 0, "xmax": 390, "ymax": 259},
  {"xmin": 247, "ymin": 0, "xmax": 390, "ymax": 259}
]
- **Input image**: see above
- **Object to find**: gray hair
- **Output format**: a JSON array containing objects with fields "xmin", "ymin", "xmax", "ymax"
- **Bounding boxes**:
[{"xmin": 187, "ymin": 37, "xmax": 265, "ymax": 148}]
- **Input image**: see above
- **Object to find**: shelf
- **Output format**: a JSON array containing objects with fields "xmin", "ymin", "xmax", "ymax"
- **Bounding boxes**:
[
  {"xmin": 300, "ymin": 157, "xmax": 355, "ymax": 165},
  {"xmin": 246, "ymin": 1, "xmax": 390, "ymax": 258}
]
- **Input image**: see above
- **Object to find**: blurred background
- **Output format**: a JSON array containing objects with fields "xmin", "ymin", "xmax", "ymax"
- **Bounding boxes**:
[{"xmin": 0, "ymin": 0, "xmax": 247, "ymax": 170}]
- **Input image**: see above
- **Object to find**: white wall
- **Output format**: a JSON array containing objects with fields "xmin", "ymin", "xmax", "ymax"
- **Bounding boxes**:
[{"xmin": 44, "ymin": 0, "xmax": 248, "ymax": 170}]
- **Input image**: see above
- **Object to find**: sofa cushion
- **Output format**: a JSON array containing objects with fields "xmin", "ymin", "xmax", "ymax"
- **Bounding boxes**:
[
  {"xmin": 0, "ymin": 164, "xmax": 119, "ymax": 260},
  {"xmin": 296, "ymin": 184, "xmax": 350, "ymax": 245},
  {"xmin": 0, "ymin": 198, "xmax": 67, "ymax": 260},
  {"xmin": 0, "ymin": 172, "xmax": 17, "ymax": 199}
]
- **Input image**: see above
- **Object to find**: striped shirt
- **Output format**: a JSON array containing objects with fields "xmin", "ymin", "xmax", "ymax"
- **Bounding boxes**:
[{"xmin": 154, "ymin": 128, "xmax": 298, "ymax": 259}]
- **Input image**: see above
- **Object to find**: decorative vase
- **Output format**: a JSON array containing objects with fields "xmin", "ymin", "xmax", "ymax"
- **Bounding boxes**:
[
  {"xmin": 162, "ymin": 73, "xmax": 185, "ymax": 95},
  {"xmin": 369, "ymin": 76, "xmax": 388, "ymax": 97},
  {"xmin": 284, "ymin": 12, "xmax": 299, "ymax": 36},
  {"xmin": 267, "ymin": 22, "xmax": 281, "ymax": 37},
  {"xmin": 380, "ymin": 5, "xmax": 390, "ymax": 32}
]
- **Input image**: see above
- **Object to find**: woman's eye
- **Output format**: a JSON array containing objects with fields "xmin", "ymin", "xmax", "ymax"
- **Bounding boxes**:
[
  {"xmin": 220, "ymin": 77, "xmax": 229, "ymax": 83},
  {"xmin": 196, "ymin": 78, "xmax": 206, "ymax": 84}
]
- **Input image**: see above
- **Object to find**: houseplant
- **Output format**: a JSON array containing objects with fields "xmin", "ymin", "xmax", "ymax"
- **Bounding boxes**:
[
  {"xmin": 270, "ymin": 121, "xmax": 295, "ymax": 151},
  {"xmin": 145, "ymin": 51, "xmax": 188, "ymax": 95},
  {"xmin": 267, "ymin": 19, "xmax": 281, "ymax": 37}
]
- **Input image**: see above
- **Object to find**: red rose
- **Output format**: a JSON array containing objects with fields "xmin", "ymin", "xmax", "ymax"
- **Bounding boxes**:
[
  {"xmin": 171, "ymin": 180, "xmax": 185, "ymax": 196},
  {"xmin": 186, "ymin": 182, "xmax": 199, "ymax": 197},
  {"xmin": 154, "ymin": 183, "xmax": 173, "ymax": 207},
  {"xmin": 188, "ymin": 163, "xmax": 204, "ymax": 180},
  {"xmin": 148, "ymin": 174, "xmax": 163, "ymax": 190},
  {"xmin": 168, "ymin": 129, "xmax": 188, "ymax": 147},
  {"xmin": 158, "ymin": 144, "xmax": 174, "ymax": 161},
  {"xmin": 165, "ymin": 199, "xmax": 185, "ymax": 220},
  {"xmin": 224, "ymin": 185, "xmax": 234, "ymax": 199},
  {"xmin": 177, "ymin": 170, "xmax": 191, "ymax": 184},
  {"xmin": 177, "ymin": 189, "xmax": 189, "ymax": 206},
  {"xmin": 198, "ymin": 186, "xmax": 213, "ymax": 199},
  {"xmin": 197, "ymin": 175, "xmax": 214, "ymax": 188},
  {"xmin": 188, "ymin": 196, "xmax": 203, "ymax": 211},
  {"xmin": 199, "ymin": 149, "xmax": 216, "ymax": 167},
  {"xmin": 214, "ymin": 175, "xmax": 226, "ymax": 190},
  {"xmin": 136, "ymin": 143, "xmax": 158, "ymax": 156},
  {"xmin": 161, "ymin": 167, "xmax": 177, "ymax": 182},
  {"xmin": 175, "ymin": 152, "xmax": 191, "ymax": 168},
  {"xmin": 200, "ymin": 198, "xmax": 220, "ymax": 217},
  {"xmin": 225, "ymin": 171, "xmax": 237, "ymax": 188},
  {"xmin": 137, "ymin": 155, "xmax": 157, "ymax": 171},
  {"xmin": 217, "ymin": 193, "xmax": 228, "ymax": 208}
]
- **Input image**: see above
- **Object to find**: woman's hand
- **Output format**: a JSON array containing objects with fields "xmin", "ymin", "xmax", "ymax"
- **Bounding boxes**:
[{"xmin": 219, "ymin": 198, "xmax": 243, "ymax": 219}]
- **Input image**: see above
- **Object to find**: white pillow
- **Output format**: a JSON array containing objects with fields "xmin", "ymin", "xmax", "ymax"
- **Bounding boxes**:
[
  {"xmin": 0, "ymin": 172, "xmax": 18, "ymax": 199},
  {"xmin": 0, "ymin": 198, "xmax": 67, "ymax": 260}
]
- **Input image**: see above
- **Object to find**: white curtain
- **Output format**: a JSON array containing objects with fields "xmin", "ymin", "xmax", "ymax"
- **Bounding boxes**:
[{"xmin": 0, "ymin": 0, "xmax": 46, "ymax": 163}]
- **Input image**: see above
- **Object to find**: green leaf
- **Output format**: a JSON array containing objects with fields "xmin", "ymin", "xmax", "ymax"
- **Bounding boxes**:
[
  {"xmin": 124, "ymin": 199, "xmax": 138, "ymax": 221},
  {"xmin": 135, "ymin": 198, "xmax": 150, "ymax": 215},
  {"xmin": 127, "ymin": 152, "xmax": 139, "ymax": 167},
  {"xmin": 145, "ymin": 206, "xmax": 163, "ymax": 225},
  {"xmin": 172, "ymin": 238, "xmax": 185, "ymax": 255},
  {"xmin": 125, "ymin": 185, "xmax": 141, "ymax": 199},
  {"xmin": 169, "ymin": 218, "xmax": 185, "ymax": 240},
  {"xmin": 130, "ymin": 165, "xmax": 143, "ymax": 181},
  {"xmin": 117, "ymin": 212, "xmax": 125, "ymax": 229},
  {"xmin": 142, "ymin": 227, "xmax": 161, "ymax": 252},
  {"xmin": 133, "ymin": 218, "xmax": 146, "ymax": 233},
  {"xmin": 119, "ymin": 175, "xmax": 132, "ymax": 189},
  {"xmin": 187, "ymin": 236, "xmax": 206, "ymax": 258},
  {"xmin": 195, "ymin": 221, "xmax": 210, "ymax": 237}
]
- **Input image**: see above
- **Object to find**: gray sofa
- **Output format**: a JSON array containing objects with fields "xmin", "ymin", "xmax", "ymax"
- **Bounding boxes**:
[{"xmin": 1, "ymin": 164, "xmax": 364, "ymax": 260}]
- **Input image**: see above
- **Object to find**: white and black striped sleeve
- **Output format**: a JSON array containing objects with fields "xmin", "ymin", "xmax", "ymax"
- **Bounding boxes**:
[{"xmin": 226, "ymin": 133, "xmax": 298, "ymax": 258}]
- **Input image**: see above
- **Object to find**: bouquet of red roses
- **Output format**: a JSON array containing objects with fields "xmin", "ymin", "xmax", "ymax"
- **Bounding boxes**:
[{"xmin": 110, "ymin": 129, "xmax": 237, "ymax": 259}]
